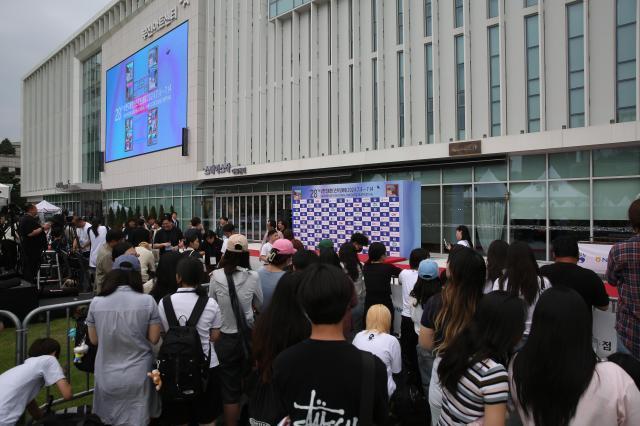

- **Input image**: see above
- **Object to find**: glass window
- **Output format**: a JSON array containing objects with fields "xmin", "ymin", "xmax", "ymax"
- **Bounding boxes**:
[
  {"xmin": 424, "ymin": 0, "xmax": 432, "ymax": 37},
  {"xmin": 421, "ymin": 186, "xmax": 441, "ymax": 253},
  {"xmin": 475, "ymin": 164, "xmax": 507, "ymax": 182},
  {"xmin": 593, "ymin": 147, "xmax": 640, "ymax": 177},
  {"xmin": 475, "ymin": 183, "xmax": 507, "ymax": 254},
  {"xmin": 372, "ymin": 0, "xmax": 378, "ymax": 52},
  {"xmin": 372, "ymin": 59, "xmax": 379, "ymax": 149},
  {"xmin": 443, "ymin": 166, "xmax": 472, "ymax": 184},
  {"xmin": 549, "ymin": 151, "xmax": 590, "ymax": 179},
  {"xmin": 426, "ymin": 44, "xmax": 434, "ymax": 144},
  {"xmin": 524, "ymin": 0, "xmax": 538, "ymax": 6},
  {"xmin": 398, "ymin": 52, "xmax": 405, "ymax": 146},
  {"xmin": 617, "ymin": 0, "xmax": 637, "ymax": 122},
  {"xmin": 455, "ymin": 35, "xmax": 465, "ymax": 140},
  {"xmin": 362, "ymin": 172, "xmax": 386, "ymax": 182},
  {"xmin": 455, "ymin": 0, "xmax": 464, "ymax": 28},
  {"xmin": 594, "ymin": 178, "xmax": 640, "ymax": 240},
  {"xmin": 525, "ymin": 15, "xmax": 540, "ymax": 133},
  {"xmin": 397, "ymin": 0, "xmax": 404, "ymax": 44},
  {"xmin": 487, "ymin": 0, "xmax": 499, "ymax": 18},
  {"xmin": 510, "ymin": 155, "xmax": 546, "ymax": 180},
  {"xmin": 81, "ymin": 52, "xmax": 101, "ymax": 184},
  {"xmin": 388, "ymin": 171, "xmax": 413, "ymax": 181},
  {"xmin": 567, "ymin": 2, "xmax": 585, "ymax": 128},
  {"xmin": 488, "ymin": 26, "xmax": 501, "ymax": 136},
  {"xmin": 414, "ymin": 169, "xmax": 440, "ymax": 184},
  {"xmin": 549, "ymin": 180, "xmax": 590, "ymax": 256},
  {"xmin": 443, "ymin": 185, "xmax": 472, "ymax": 247},
  {"xmin": 510, "ymin": 182, "xmax": 546, "ymax": 259}
]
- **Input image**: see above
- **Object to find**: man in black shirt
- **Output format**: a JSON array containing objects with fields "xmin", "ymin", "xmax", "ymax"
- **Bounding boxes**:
[
  {"xmin": 273, "ymin": 263, "xmax": 389, "ymax": 424},
  {"xmin": 129, "ymin": 218, "xmax": 151, "ymax": 247},
  {"xmin": 18, "ymin": 204, "xmax": 47, "ymax": 283},
  {"xmin": 152, "ymin": 217, "xmax": 183, "ymax": 254},
  {"xmin": 541, "ymin": 236, "xmax": 609, "ymax": 311}
]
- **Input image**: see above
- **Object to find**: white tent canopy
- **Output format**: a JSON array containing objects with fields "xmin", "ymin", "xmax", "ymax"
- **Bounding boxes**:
[
  {"xmin": 0, "ymin": 183, "xmax": 9, "ymax": 200},
  {"xmin": 36, "ymin": 200, "xmax": 62, "ymax": 214}
]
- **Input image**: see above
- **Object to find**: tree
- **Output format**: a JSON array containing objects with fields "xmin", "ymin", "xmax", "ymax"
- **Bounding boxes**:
[
  {"xmin": 159, "ymin": 205, "xmax": 165, "ymax": 220},
  {"xmin": 169, "ymin": 205, "xmax": 175, "ymax": 215},
  {"xmin": 107, "ymin": 207, "xmax": 115, "ymax": 227},
  {"xmin": 143, "ymin": 205, "xmax": 149, "ymax": 219},
  {"xmin": 126, "ymin": 206, "xmax": 134, "ymax": 221},
  {"xmin": 149, "ymin": 206, "xmax": 157, "ymax": 220},
  {"xmin": 0, "ymin": 138, "xmax": 15, "ymax": 156},
  {"xmin": 118, "ymin": 207, "xmax": 127, "ymax": 228},
  {"xmin": 135, "ymin": 205, "xmax": 141, "ymax": 219},
  {"xmin": 0, "ymin": 166, "xmax": 22, "ymax": 206}
]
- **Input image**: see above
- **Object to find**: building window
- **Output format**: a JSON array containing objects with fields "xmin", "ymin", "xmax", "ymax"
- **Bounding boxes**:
[
  {"xmin": 426, "ymin": 44, "xmax": 434, "ymax": 143},
  {"xmin": 397, "ymin": 0, "xmax": 404, "ymax": 44},
  {"xmin": 372, "ymin": 0, "xmax": 378, "ymax": 52},
  {"xmin": 525, "ymin": 14, "xmax": 540, "ymax": 132},
  {"xmin": 487, "ymin": 0, "xmax": 499, "ymax": 18},
  {"xmin": 348, "ymin": 0, "xmax": 353, "ymax": 59},
  {"xmin": 349, "ymin": 65, "xmax": 354, "ymax": 152},
  {"xmin": 398, "ymin": 52, "xmax": 405, "ymax": 146},
  {"xmin": 373, "ymin": 59, "xmax": 379, "ymax": 149},
  {"xmin": 82, "ymin": 51, "xmax": 101, "ymax": 184},
  {"xmin": 567, "ymin": 2, "xmax": 585, "ymax": 128},
  {"xmin": 455, "ymin": 0, "xmax": 464, "ymax": 28},
  {"xmin": 424, "ymin": 0, "xmax": 432, "ymax": 37},
  {"xmin": 616, "ymin": 0, "xmax": 637, "ymax": 122},
  {"xmin": 488, "ymin": 25, "xmax": 501, "ymax": 136},
  {"xmin": 455, "ymin": 35, "xmax": 465, "ymax": 140},
  {"xmin": 524, "ymin": 0, "xmax": 538, "ymax": 7}
]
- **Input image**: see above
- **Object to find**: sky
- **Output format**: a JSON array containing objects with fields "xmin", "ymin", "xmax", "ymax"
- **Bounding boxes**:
[{"xmin": 0, "ymin": 0, "xmax": 112, "ymax": 142}]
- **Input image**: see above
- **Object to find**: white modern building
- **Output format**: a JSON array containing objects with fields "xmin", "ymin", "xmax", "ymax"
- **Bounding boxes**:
[{"xmin": 22, "ymin": 0, "xmax": 640, "ymax": 259}]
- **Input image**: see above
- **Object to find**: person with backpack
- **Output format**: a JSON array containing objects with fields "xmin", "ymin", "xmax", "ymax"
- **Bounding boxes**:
[
  {"xmin": 209, "ymin": 234, "xmax": 263, "ymax": 426},
  {"xmin": 0, "ymin": 338, "xmax": 72, "ymax": 425},
  {"xmin": 157, "ymin": 257, "xmax": 223, "ymax": 426},
  {"xmin": 86, "ymin": 255, "xmax": 162, "ymax": 426}
]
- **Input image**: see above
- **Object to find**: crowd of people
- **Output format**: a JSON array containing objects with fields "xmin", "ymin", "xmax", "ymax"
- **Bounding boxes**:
[{"xmin": 2, "ymin": 199, "xmax": 640, "ymax": 425}]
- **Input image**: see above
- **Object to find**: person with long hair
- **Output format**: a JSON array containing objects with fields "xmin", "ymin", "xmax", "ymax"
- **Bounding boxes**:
[
  {"xmin": 418, "ymin": 246, "xmax": 486, "ymax": 424},
  {"xmin": 250, "ymin": 272, "xmax": 311, "ymax": 425},
  {"xmin": 87, "ymin": 217, "xmax": 107, "ymax": 269},
  {"xmin": 511, "ymin": 287, "xmax": 640, "ymax": 425},
  {"xmin": 339, "ymin": 242, "xmax": 366, "ymax": 333},
  {"xmin": 363, "ymin": 242, "xmax": 402, "ymax": 326},
  {"xmin": 492, "ymin": 241, "xmax": 550, "ymax": 339},
  {"xmin": 258, "ymin": 238, "xmax": 296, "ymax": 309},
  {"xmin": 352, "ymin": 304, "xmax": 402, "ymax": 397},
  {"xmin": 86, "ymin": 255, "xmax": 162, "ymax": 425},
  {"xmin": 485, "ymin": 240, "xmax": 509, "ymax": 293},
  {"xmin": 147, "ymin": 251, "xmax": 182, "ymax": 301},
  {"xmin": 410, "ymin": 259, "xmax": 442, "ymax": 395},
  {"xmin": 209, "ymin": 234, "xmax": 263, "ymax": 426},
  {"xmin": 447, "ymin": 225, "xmax": 472, "ymax": 249},
  {"xmin": 157, "ymin": 257, "xmax": 223, "ymax": 425},
  {"xmin": 437, "ymin": 291, "xmax": 525, "ymax": 425}
]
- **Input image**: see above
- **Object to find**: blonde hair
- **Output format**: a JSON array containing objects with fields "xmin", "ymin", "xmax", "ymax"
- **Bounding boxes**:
[{"xmin": 365, "ymin": 304, "xmax": 392, "ymax": 334}]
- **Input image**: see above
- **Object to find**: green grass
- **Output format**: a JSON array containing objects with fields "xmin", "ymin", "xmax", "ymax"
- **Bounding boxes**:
[{"xmin": 0, "ymin": 313, "xmax": 94, "ymax": 420}]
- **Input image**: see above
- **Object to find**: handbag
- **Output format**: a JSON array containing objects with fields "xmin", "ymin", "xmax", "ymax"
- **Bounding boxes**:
[{"xmin": 225, "ymin": 272, "xmax": 253, "ymax": 364}]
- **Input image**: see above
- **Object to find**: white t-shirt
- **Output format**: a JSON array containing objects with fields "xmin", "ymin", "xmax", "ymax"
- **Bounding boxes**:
[
  {"xmin": 158, "ymin": 288, "xmax": 223, "ymax": 368},
  {"xmin": 221, "ymin": 237, "xmax": 229, "ymax": 254},
  {"xmin": 456, "ymin": 240, "xmax": 471, "ymax": 247},
  {"xmin": 510, "ymin": 361, "xmax": 640, "ymax": 426},
  {"xmin": 0, "ymin": 355, "xmax": 65, "ymax": 425},
  {"xmin": 260, "ymin": 242, "xmax": 273, "ymax": 260},
  {"xmin": 352, "ymin": 330, "xmax": 402, "ymax": 397},
  {"xmin": 492, "ymin": 276, "xmax": 550, "ymax": 335},
  {"xmin": 77, "ymin": 222, "xmax": 92, "ymax": 253},
  {"xmin": 409, "ymin": 296, "xmax": 423, "ymax": 335},
  {"xmin": 399, "ymin": 269, "xmax": 419, "ymax": 317},
  {"xmin": 88, "ymin": 225, "xmax": 108, "ymax": 268}
]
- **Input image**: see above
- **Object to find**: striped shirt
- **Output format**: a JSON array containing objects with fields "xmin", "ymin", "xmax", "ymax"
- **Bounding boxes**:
[{"xmin": 437, "ymin": 359, "xmax": 509, "ymax": 425}]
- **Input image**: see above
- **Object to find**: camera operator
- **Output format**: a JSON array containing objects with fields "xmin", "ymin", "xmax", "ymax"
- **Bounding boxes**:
[{"xmin": 18, "ymin": 204, "xmax": 48, "ymax": 283}]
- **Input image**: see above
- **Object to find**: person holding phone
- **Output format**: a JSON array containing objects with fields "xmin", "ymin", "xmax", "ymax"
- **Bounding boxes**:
[
  {"xmin": 153, "ymin": 217, "xmax": 183, "ymax": 254},
  {"xmin": 445, "ymin": 225, "xmax": 473, "ymax": 250}
]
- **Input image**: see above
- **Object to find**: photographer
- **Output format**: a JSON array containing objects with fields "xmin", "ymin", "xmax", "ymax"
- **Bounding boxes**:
[{"xmin": 18, "ymin": 204, "xmax": 47, "ymax": 283}]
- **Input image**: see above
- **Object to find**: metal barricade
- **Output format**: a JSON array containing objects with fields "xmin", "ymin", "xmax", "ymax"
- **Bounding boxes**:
[
  {"xmin": 21, "ymin": 300, "xmax": 94, "ymax": 408},
  {"xmin": 0, "ymin": 309, "xmax": 23, "ymax": 366}
]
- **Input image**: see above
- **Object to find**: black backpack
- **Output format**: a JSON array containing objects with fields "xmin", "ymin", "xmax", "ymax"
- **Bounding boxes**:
[
  {"xmin": 157, "ymin": 293, "xmax": 210, "ymax": 401},
  {"xmin": 73, "ymin": 308, "xmax": 97, "ymax": 373}
]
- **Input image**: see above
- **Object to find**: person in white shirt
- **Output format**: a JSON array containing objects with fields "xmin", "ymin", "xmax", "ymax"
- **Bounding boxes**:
[
  {"xmin": 0, "ymin": 338, "xmax": 72, "ymax": 425},
  {"xmin": 492, "ymin": 241, "xmax": 550, "ymax": 339},
  {"xmin": 74, "ymin": 217, "xmax": 92, "ymax": 256},
  {"xmin": 87, "ymin": 218, "xmax": 108, "ymax": 268},
  {"xmin": 446, "ymin": 225, "xmax": 472, "ymax": 250},
  {"xmin": 220, "ymin": 223, "xmax": 235, "ymax": 254},
  {"xmin": 260, "ymin": 229, "xmax": 280, "ymax": 264},
  {"xmin": 399, "ymin": 248, "xmax": 430, "ymax": 387},
  {"xmin": 352, "ymin": 304, "xmax": 402, "ymax": 397},
  {"xmin": 135, "ymin": 242, "xmax": 156, "ymax": 282},
  {"xmin": 158, "ymin": 256, "xmax": 224, "ymax": 425}
]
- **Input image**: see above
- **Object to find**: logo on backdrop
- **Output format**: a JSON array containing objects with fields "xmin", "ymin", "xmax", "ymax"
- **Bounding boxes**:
[
  {"xmin": 203, "ymin": 163, "xmax": 247, "ymax": 176},
  {"xmin": 142, "ymin": 8, "xmax": 178, "ymax": 40}
]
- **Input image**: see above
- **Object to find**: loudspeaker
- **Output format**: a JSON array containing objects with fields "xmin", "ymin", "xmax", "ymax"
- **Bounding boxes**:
[
  {"xmin": 181, "ymin": 127, "xmax": 189, "ymax": 156},
  {"xmin": 0, "ymin": 281, "xmax": 38, "ymax": 320}
]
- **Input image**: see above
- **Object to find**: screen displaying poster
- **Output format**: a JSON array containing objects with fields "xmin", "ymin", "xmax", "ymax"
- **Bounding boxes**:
[
  {"xmin": 105, "ymin": 21, "xmax": 188, "ymax": 162},
  {"xmin": 292, "ymin": 181, "xmax": 421, "ymax": 258}
]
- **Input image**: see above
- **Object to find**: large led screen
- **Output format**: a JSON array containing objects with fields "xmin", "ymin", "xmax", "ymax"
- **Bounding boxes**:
[{"xmin": 105, "ymin": 21, "xmax": 188, "ymax": 162}]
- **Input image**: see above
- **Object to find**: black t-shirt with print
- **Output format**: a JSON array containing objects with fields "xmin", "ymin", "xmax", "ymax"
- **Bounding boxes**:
[
  {"xmin": 272, "ymin": 339, "xmax": 389, "ymax": 425},
  {"xmin": 540, "ymin": 262, "xmax": 610, "ymax": 308}
]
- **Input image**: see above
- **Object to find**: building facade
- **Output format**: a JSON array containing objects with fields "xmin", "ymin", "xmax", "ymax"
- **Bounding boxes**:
[{"xmin": 22, "ymin": 0, "xmax": 640, "ymax": 259}]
